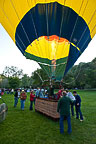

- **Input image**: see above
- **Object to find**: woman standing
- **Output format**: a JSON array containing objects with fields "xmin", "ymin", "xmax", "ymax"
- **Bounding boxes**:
[
  {"xmin": 20, "ymin": 90, "xmax": 27, "ymax": 110},
  {"xmin": 30, "ymin": 91, "xmax": 35, "ymax": 110}
]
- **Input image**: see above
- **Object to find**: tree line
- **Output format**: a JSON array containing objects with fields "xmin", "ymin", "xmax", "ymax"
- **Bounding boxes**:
[{"xmin": 0, "ymin": 58, "xmax": 96, "ymax": 89}]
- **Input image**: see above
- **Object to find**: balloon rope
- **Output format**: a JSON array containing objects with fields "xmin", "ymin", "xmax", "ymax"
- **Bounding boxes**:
[
  {"xmin": 38, "ymin": 63, "xmax": 51, "ymax": 78},
  {"xmin": 54, "ymin": 63, "xmax": 66, "ymax": 78},
  {"xmin": 62, "ymin": 64, "xmax": 82, "ymax": 85},
  {"xmin": 35, "ymin": 72, "xmax": 44, "ymax": 83},
  {"xmin": 54, "ymin": 48, "xmax": 69, "ymax": 78}
]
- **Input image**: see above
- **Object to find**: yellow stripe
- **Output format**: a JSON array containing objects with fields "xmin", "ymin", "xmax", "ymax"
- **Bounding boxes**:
[
  {"xmin": 0, "ymin": 0, "xmax": 96, "ymax": 44},
  {"xmin": 71, "ymin": 43, "xmax": 80, "ymax": 51}
]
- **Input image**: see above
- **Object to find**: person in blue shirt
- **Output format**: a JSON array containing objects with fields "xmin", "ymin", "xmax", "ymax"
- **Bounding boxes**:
[
  {"xmin": 73, "ymin": 91, "xmax": 83, "ymax": 121},
  {"xmin": 35, "ymin": 88, "xmax": 40, "ymax": 98}
]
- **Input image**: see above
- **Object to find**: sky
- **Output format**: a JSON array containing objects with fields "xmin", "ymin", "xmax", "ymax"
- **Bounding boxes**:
[{"xmin": 0, "ymin": 24, "xmax": 96, "ymax": 76}]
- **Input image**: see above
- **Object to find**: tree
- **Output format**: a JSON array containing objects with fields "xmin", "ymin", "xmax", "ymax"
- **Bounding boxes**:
[
  {"xmin": 8, "ymin": 77, "xmax": 20, "ymax": 89},
  {"xmin": 0, "ymin": 78, "xmax": 9, "ymax": 88},
  {"xmin": 31, "ymin": 69, "xmax": 48, "ymax": 87},
  {"xmin": 21, "ymin": 74, "xmax": 30, "ymax": 88},
  {"xmin": 3, "ymin": 66, "xmax": 23, "ymax": 78}
]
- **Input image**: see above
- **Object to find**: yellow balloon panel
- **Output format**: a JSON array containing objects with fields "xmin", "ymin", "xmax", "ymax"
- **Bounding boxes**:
[{"xmin": 25, "ymin": 36, "xmax": 70, "ymax": 60}]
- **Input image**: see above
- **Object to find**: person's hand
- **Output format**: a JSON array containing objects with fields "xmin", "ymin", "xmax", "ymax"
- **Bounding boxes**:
[{"xmin": 77, "ymin": 103, "xmax": 79, "ymax": 106}]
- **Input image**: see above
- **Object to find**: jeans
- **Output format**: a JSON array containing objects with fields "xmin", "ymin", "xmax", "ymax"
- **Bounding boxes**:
[
  {"xmin": 71, "ymin": 101, "xmax": 75, "ymax": 116},
  {"xmin": 34, "ymin": 97, "xmax": 36, "ymax": 105},
  {"xmin": 20, "ymin": 100, "xmax": 25, "ymax": 110},
  {"xmin": 30, "ymin": 101, "xmax": 34, "ymax": 110},
  {"xmin": 75, "ymin": 106, "xmax": 83, "ymax": 120},
  {"xmin": 14, "ymin": 97, "xmax": 18, "ymax": 107},
  {"xmin": 60, "ymin": 115, "xmax": 72, "ymax": 134}
]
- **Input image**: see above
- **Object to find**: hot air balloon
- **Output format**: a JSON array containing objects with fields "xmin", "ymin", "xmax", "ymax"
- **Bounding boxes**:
[{"xmin": 0, "ymin": 0, "xmax": 96, "ymax": 81}]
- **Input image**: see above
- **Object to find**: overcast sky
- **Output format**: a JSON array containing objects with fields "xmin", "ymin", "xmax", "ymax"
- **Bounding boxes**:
[{"xmin": 0, "ymin": 24, "xmax": 96, "ymax": 76}]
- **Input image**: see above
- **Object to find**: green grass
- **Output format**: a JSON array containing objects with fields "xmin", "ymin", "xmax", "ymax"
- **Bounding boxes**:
[{"xmin": 0, "ymin": 90, "xmax": 96, "ymax": 144}]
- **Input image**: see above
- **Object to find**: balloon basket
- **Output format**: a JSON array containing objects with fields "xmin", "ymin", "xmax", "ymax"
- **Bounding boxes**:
[{"xmin": 35, "ymin": 98, "xmax": 60, "ymax": 120}]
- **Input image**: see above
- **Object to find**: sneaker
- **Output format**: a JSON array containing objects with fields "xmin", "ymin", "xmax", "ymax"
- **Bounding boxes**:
[{"xmin": 80, "ymin": 119, "xmax": 83, "ymax": 122}]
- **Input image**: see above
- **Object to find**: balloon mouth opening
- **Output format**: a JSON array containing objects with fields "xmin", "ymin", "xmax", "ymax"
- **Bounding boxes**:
[
  {"xmin": 44, "ymin": 35, "xmax": 69, "ymax": 43},
  {"xmin": 25, "ymin": 35, "xmax": 70, "ymax": 61}
]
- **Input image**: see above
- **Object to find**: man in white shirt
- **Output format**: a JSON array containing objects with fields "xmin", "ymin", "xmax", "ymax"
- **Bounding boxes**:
[{"xmin": 66, "ymin": 89, "xmax": 76, "ymax": 116}]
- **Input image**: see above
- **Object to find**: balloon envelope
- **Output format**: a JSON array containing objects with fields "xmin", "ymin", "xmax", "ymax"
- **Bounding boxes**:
[{"xmin": 0, "ymin": 0, "xmax": 96, "ymax": 80}]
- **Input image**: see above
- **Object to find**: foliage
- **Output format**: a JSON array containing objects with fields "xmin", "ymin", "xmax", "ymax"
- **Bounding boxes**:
[
  {"xmin": 21, "ymin": 74, "xmax": 30, "ymax": 88},
  {"xmin": 8, "ymin": 77, "xmax": 21, "ymax": 89},
  {"xmin": 0, "ymin": 78, "xmax": 9, "ymax": 88},
  {"xmin": 3, "ymin": 66, "xmax": 23, "ymax": 78},
  {"xmin": 0, "ymin": 90, "xmax": 96, "ymax": 144},
  {"xmin": 63, "ymin": 58, "xmax": 96, "ymax": 89}
]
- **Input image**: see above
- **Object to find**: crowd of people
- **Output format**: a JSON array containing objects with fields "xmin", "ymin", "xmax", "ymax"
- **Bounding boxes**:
[
  {"xmin": 14, "ymin": 89, "xmax": 35, "ymax": 111},
  {"xmin": 1, "ymin": 87, "xmax": 83, "ymax": 135}
]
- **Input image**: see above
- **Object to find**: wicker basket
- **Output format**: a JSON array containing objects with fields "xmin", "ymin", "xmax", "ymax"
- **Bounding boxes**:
[{"xmin": 35, "ymin": 98, "xmax": 60, "ymax": 119}]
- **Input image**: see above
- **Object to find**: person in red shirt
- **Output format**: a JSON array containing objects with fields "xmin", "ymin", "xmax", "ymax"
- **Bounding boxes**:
[
  {"xmin": 57, "ymin": 88, "xmax": 64, "ymax": 100},
  {"xmin": 30, "ymin": 90, "xmax": 35, "ymax": 110}
]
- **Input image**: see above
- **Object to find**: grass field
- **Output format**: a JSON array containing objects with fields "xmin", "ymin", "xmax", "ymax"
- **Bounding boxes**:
[{"xmin": 0, "ymin": 90, "xmax": 96, "ymax": 144}]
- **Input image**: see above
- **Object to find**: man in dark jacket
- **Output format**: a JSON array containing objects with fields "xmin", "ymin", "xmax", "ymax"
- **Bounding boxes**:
[
  {"xmin": 14, "ymin": 89, "xmax": 18, "ymax": 107},
  {"xmin": 73, "ymin": 91, "xmax": 83, "ymax": 121},
  {"xmin": 57, "ymin": 91, "xmax": 73, "ymax": 134}
]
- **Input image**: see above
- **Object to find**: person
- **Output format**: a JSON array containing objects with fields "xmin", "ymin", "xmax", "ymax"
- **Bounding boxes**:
[
  {"xmin": 14, "ymin": 89, "xmax": 18, "ymax": 107},
  {"xmin": 0, "ymin": 88, "xmax": 1, "ymax": 95},
  {"xmin": 57, "ymin": 87, "xmax": 64, "ymax": 100},
  {"xmin": 73, "ymin": 91, "xmax": 83, "ymax": 121},
  {"xmin": 11, "ymin": 89, "xmax": 14, "ymax": 94},
  {"xmin": 20, "ymin": 90, "xmax": 27, "ymax": 110},
  {"xmin": 18, "ymin": 89, "xmax": 21, "ymax": 98},
  {"xmin": 39, "ymin": 88, "xmax": 44, "ymax": 98},
  {"xmin": 0, "ymin": 89, "xmax": 1, "ymax": 99},
  {"xmin": 30, "ymin": 90, "xmax": 35, "ymax": 110},
  {"xmin": 57, "ymin": 91, "xmax": 73, "ymax": 134},
  {"xmin": 49, "ymin": 85, "xmax": 54, "ymax": 97},
  {"xmin": 66, "ymin": 89, "xmax": 76, "ymax": 116},
  {"xmin": 35, "ymin": 87, "xmax": 40, "ymax": 98}
]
